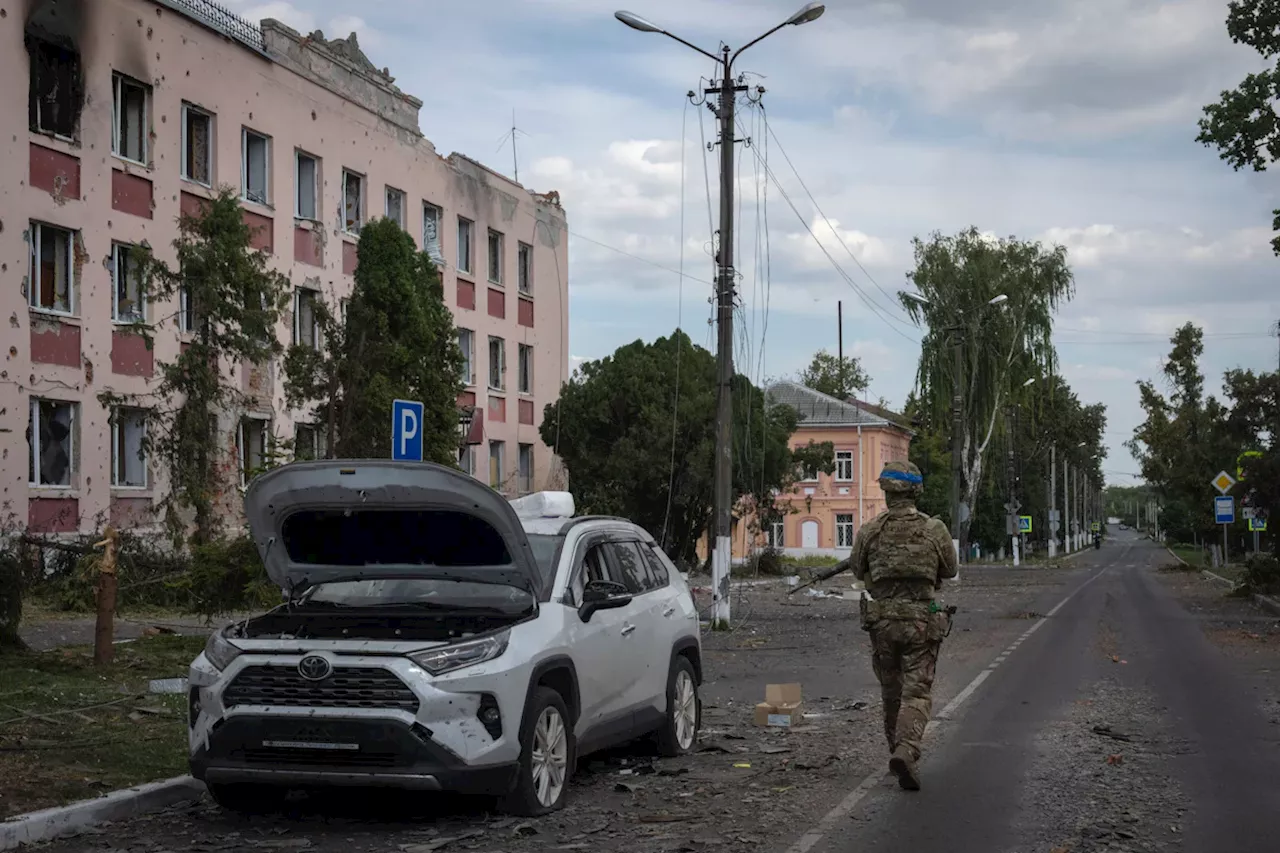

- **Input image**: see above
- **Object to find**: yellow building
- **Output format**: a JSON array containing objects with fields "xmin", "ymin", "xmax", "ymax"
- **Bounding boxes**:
[{"xmin": 698, "ymin": 381, "xmax": 914, "ymax": 563}]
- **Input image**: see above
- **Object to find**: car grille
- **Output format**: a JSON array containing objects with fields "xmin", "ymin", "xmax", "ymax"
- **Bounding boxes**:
[
  {"xmin": 223, "ymin": 665, "xmax": 419, "ymax": 712},
  {"xmin": 238, "ymin": 746, "xmax": 402, "ymax": 768}
]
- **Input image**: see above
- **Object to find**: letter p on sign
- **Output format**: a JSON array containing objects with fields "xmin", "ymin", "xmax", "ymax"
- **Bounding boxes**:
[{"xmin": 392, "ymin": 399, "xmax": 425, "ymax": 461}]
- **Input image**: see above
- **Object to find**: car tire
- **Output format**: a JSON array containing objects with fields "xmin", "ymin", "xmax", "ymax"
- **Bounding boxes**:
[
  {"xmin": 656, "ymin": 655, "xmax": 700, "ymax": 757},
  {"xmin": 502, "ymin": 686, "xmax": 574, "ymax": 817},
  {"xmin": 206, "ymin": 782, "xmax": 284, "ymax": 815}
]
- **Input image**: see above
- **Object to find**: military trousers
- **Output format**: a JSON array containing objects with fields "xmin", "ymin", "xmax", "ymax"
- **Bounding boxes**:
[{"xmin": 865, "ymin": 608, "xmax": 950, "ymax": 762}]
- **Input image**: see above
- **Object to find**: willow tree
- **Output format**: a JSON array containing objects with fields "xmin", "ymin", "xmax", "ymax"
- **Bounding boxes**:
[{"xmin": 901, "ymin": 227, "xmax": 1074, "ymax": 552}]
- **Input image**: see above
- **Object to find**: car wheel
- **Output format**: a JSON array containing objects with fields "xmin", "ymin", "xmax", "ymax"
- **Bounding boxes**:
[
  {"xmin": 656, "ymin": 656, "xmax": 700, "ymax": 757},
  {"xmin": 503, "ymin": 686, "xmax": 573, "ymax": 816},
  {"xmin": 206, "ymin": 782, "xmax": 284, "ymax": 815}
]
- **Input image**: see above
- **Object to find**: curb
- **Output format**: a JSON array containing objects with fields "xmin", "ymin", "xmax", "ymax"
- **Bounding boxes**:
[
  {"xmin": 0, "ymin": 776, "xmax": 205, "ymax": 850},
  {"xmin": 1166, "ymin": 546, "xmax": 1280, "ymax": 618}
]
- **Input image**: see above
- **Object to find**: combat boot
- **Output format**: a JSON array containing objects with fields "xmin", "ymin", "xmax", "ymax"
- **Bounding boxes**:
[{"xmin": 889, "ymin": 745, "xmax": 921, "ymax": 791}]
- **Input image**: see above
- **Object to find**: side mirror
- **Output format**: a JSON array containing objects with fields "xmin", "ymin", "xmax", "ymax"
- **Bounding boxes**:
[{"xmin": 579, "ymin": 579, "xmax": 632, "ymax": 622}]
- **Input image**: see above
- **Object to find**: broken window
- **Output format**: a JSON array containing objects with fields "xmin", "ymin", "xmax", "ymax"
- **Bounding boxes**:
[
  {"xmin": 28, "ymin": 36, "xmax": 81, "ymax": 138},
  {"xmin": 29, "ymin": 221, "xmax": 75, "ymax": 314},
  {"xmin": 518, "ymin": 242, "xmax": 533, "ymax": 295},
  {"xmin": 112, "ymin": 72, "xmax": 149, "ymax": 163},
  {"xmin": 178, "ymin": 284, "xmax": 202, "ymax": 333},
  {"xmin": 488, "ymin": 336, "xmax": 506, "ymax": 390},
  {"xmin": 294, "ymin": 423, "xmax": 326, "ymax": 461},
  {"xmin": 182, "ymin": 103, "xmax": 212, "ymax": 185},
  {"xmin": 488, "ymin": 229, "xmax": 504, "ymax": 283},
  {"xmin": 423, "ymin": 203, "xmax": 443, "ymax": 262},
  {"xmin": 242, "ymin": 128, "xmax": 270, "ymax": 204},
  {"xmin": 296, "ymin": 151, "xmax": 318, "ymax": 220},
  {"xmin": 518, "ymin": 343, "xmax": 533, "ymax": 394},
  {"xmin": 459, "ymin": 445, "xmax": 475, "ymax": 477},
  {"xmin": 343, "ymin": 170, "xmax": 364, "ymax": 234},
  {"xmin": 293, "ymin": 287, "xmax": 318, "ymax": 348},
  {"xmin": 518, "ymin": 443, "xmax": 534, "ymax": 494},
  {"xmin": 28, "ymin": 398, "xmax": 76, "ymax": 487},
  {"xmin": 237, "ymin": 417, "xmax": 272, "ymax": 487},
  {"xmin": 385, "ymin": 187, "xmax": 405, "ymax": 229},
  {"xmin": 489, "ymin": 440, "xmax": 505, "ymax": 490},
  {"xmin": 111, "ymin": 407, "xmax": 148, "ymax": 488},
  {"xmin": 458, "ymin": 329, "xmax": 475, "ymax": 385},
  {"xmin": 112, "ymin": 243, "xmax": 145, "ymax": 323},
  {"xmin": 457, "ymin": 217, "xmax": 474, "ymax": 274}
]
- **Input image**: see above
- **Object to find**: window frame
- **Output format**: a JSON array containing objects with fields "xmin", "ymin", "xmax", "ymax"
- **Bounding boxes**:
[
  {"xmin": 489, "ymin": 440, "xmax": 505, "ymax": 489},
  {"xmin": 293, "ymin": 422, "xmax": 327, "ymax": 462},
  {"xmin": 488, "ymin": 336, "xmax": 506, "ymax": 391},
  {"xmin": 292, "ymin": 287, "xmax": 320, "ymax": 349},
  {"xmin": 517, "ymin": 443, "xmax": 534, "ymax": 494},
  {"xmin": 342, "ymin": 169, "xmax": 365, "ymax": 235},
  {"xmin": 110, "ymin": 242, "xmax": 146, "ymax": 324},
  {"xmin": 517, "ymin": 241, "xmax": 533, "ymax": 296},
  {"xmin": 459, "ymin": 444, "xmax": 475, "ymax": 477},
  {"xmin": 111, "ymin": 71, "xmax": 149, "ymax": 165},
  {"xmin": 767, "ymin": 521, "xmax": 785, "ymax": 549},
  {"xmin": 241, "ymin": 127, "xmax": 271, "ymax": 205},
  {"xmin": 110, "ymin": 406, "xmax": 149, "ymax": 489},
  {"xmin": 458, "ymin": 329, "xmax": 475, "ymax": 386},
  {"xmin": 28, "ymin": 220, "xmax": 76, "ymax": 316},
  {"xmin": 835, "ymin": 450, "xmax": 855, "ymax": 482},
  {"xmin": 422, "ymin": 202, "xmax": 444, "ymax": 263},
  {"xmin": 29, "ymin": 397, "xmax": 77, "ymax": 489},
  {"xmin": 295, "ymin": 150, "xmax": 320, "ymax": 221},
  {"xmin": 385, "ymin": 186, "xmax": 406, "ymax": 229},
  {"xmin": 457, "ymin": 217, "xmax": 474, "ymax": 275},
  {"xmin": 487, "ymin": 228, "xmax": 504, "ymax": 284},
  {"xmin": 237, "ymin": 416, "xmax": 272, "ymax": 488},
  {"xmin": 836, "ymin": 513, "xmax": 855, "ymax": 549},
  {"xmin": 28, "ymin": 37, "xmax": 82, "ymax": 140},
  {"xmin": 180, "ymin": 102, "xmax": 213, "ymax": 186},
  {"xmin": 518, "ymin": 343, "xmax": 533, "ymax": 395}
]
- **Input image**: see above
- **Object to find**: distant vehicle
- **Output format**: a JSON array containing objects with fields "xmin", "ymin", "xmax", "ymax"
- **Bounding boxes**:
[{"xmin": 186, "ymin": 461, "xmax": 702, "ymax": 816}]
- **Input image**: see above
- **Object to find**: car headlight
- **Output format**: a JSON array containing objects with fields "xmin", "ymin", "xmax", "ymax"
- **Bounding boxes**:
[
  {"xmin": 409, "ymin": 630, "xmax": 510, "ymax": 676},
  {"xmin": 204, "ymin": 629, "xmax": 243, "ymax": 672}
]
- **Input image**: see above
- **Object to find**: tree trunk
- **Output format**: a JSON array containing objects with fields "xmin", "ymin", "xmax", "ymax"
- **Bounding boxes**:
[{"xmin": 0, "ymin": 553, "xmax": 26, "ymax": 651}]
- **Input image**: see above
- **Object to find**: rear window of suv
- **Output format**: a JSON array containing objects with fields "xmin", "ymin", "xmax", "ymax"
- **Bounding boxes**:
[{"xmin": 281, "ymin": 508, "xmax": 511, "ymax": 566}]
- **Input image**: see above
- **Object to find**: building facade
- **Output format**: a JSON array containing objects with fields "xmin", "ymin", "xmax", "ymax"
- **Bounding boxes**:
[
  {"xmin": 4, "ymin": 0, "xmax": 570, "ymax": 536},
  {"xmin": 699, "ymin": 381, "xmax": 915, "ymax": 563}
]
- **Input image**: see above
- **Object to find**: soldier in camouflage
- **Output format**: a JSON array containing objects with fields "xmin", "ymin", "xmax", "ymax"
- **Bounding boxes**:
[{"xmin": 847, "ymin": 459, "xmax": 958, "ymax": 790}]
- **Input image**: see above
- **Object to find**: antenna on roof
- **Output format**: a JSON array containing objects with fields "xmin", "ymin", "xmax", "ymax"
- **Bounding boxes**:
[{"xmin": 496, "ymin": 109, "xmax": 528, "ymax": 183}]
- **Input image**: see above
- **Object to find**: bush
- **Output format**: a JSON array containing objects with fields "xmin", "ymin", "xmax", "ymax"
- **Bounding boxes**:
[
  {"xmin": 1237, "ymin": 553, "xmax": 1280, "ymax": 597},
  {"xmin": 177, "ymin": 536, "xmax": 279, "ymax": 619}
]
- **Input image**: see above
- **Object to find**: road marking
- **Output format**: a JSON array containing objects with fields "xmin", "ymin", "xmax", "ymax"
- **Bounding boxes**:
[{"xmin": 782, "ymin": 562, "xmax": 1114, "ymax": 853}]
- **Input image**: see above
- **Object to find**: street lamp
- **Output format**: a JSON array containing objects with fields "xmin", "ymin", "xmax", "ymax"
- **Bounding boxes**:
[
  {"xmin": 617, "ymin": 4, "xmax": 825, "ymax": 629},
  {"xmin": 898, "ymin": 290, "xmax": 1009, "ymax": 562}
]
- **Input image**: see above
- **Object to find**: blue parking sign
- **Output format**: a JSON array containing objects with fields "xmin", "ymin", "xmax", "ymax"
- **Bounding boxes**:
[
  {"xmin": 1214, "ymin": 496, "xmax": 1234, "ymax": 525},
  {"xmin": 392, "ymin": 399, "xmax": 424, "ymax": 461}
]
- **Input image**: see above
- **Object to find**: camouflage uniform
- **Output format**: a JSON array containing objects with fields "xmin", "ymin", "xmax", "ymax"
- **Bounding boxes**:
[{"xmin": 848, "ymin": 460, "xmax": 958, "ymax": 790}]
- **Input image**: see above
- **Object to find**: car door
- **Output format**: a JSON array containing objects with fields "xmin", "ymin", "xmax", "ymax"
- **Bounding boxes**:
[
  {"xmin": 564, "ymin": 539, "xmax": 638, "ymax": 736},
  {"xmin": 604, "ymin": 539, "xmax": 669, "ymax": 716}
]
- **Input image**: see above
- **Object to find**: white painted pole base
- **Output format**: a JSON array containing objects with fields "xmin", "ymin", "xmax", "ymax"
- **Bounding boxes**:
[
  {"xmin": 1011, "ymin": 536, "xmax": 1020, "ymax": 567},
  {"xmin": 952, "ymin": 538, "xmax": 961, "ymax": 583},
  {"xmin": 710, "ymin": 536, "xmax": 732, "ymax": 626},
  {"xmin": 1049, "ymin": 540, "xmax": 1058, "ymax": 558}
]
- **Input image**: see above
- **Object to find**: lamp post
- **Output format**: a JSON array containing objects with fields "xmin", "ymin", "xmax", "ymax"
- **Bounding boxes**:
[
  {"xmin": 901, "ymin": 291, "xmax": 1008, "ymax": 565},
  {"xmin": 617, "ymin": 3, "xmax": 825, "ymax": 628}
]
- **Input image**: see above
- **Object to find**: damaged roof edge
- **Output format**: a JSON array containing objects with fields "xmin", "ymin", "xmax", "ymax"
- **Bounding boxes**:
[{"xmin": 446, "ymin": 153, "xmax": 566, "ymax": 211}]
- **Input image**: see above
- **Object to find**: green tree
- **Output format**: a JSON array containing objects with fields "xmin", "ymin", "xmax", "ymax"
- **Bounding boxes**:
[
  {"xmin": 798, "ymin": 349, "xmax": 869, "ymax": 399},
  {"xmin": 541, "ymin": 331, "xmax": 832, "ymax": 567},
  {"xmin": 284, "ymin": 218, "xmax": 464, "ymax": 463},
  {"xmin": 133, "ymin": 188, "xmax": 290, "ymax": 545},
  {"xmin": 901, "ymin": 226, "xmax": 1075, "ymax": 553},
  {"xmin": 1220, "ymin": 367, "xmax": 1279, "ymax": 554},
  {"xmin": 1197, "ymin": 0, "xmax": 1280, "ymax": 254}
]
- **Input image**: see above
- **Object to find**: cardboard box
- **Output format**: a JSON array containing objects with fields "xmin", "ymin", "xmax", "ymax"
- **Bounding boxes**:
[{"xmin": 753, "ymin": 683, "xmax": 803, "ymax": 727}]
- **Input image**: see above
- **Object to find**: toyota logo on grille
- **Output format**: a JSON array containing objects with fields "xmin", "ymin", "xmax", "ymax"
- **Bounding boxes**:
[{"xmin": 297, "ymin": 655, "xmax": 332, "ymax": 681}]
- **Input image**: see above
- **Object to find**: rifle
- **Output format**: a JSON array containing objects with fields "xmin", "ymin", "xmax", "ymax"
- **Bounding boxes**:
[{"xmin": 786, "ymin": 558, "xmax": 852, "ymax": 596}]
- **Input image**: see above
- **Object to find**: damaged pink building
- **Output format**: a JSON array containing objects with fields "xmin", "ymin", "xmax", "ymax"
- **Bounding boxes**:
[{"xmin": 3, "ymin": 0, "xmax": 571, "ymax": 535}]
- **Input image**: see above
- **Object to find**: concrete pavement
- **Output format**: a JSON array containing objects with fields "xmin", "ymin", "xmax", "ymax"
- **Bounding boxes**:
[{"xmin": 802, "ymin": 532, "xmax": 1280, "ymax": 853}]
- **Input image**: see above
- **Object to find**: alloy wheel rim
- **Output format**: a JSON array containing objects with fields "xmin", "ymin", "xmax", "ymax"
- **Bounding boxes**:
[
  {"xmin": 531, "ymin": 706, "xmax": 568, "ymax": 807},
  {"xmin": 674, "ymin": 670, "xmax": 697, "ymax": 750}
]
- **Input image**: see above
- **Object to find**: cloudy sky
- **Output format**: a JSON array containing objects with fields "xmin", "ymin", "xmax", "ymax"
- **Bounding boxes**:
[{"xmin": 230, "ymin": 0, "xmax": 1280, "ymax": 484}]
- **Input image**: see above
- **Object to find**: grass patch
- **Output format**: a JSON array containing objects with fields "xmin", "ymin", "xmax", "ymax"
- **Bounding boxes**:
[
  {"xmin": 1167, "ymin": 544, "xmax": 1208, "ymax": 569},
  {"xmin": 0, "ymin": 634, "xmax": 204, "ymax": 818}
]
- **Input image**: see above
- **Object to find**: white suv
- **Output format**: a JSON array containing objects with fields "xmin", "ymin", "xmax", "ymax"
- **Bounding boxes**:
[{"xmin": 186, "ymin": 460, "xmax": 702, "ymax": 816}]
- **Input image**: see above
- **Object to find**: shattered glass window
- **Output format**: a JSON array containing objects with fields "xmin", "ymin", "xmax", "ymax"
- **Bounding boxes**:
[
  {"xmin": 30, "ymin": 221, "xmax": 74, "ymax": 314},
  {"xmin": 183, "ymin": 104, "xmax": 212, "ymax": 185},
  {"xmin": 111, "ymin": 407, "xmax": 147, "ymax": 488},
  {"xmin": 28, "ymin": 38, "xmax": 81, "ymax": 138},
  {"xmin": 112, "ymin": 73, "xmax": 148, "ymax": 163},
  {"xmin": 28, "ymin": 398, "xmax": 75, "ymax": 487}
]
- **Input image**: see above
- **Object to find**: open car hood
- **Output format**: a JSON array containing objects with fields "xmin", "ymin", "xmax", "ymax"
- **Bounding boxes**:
[{"xmin": 243, "ymin": 460, "xmax": 543, "ymax": 595}]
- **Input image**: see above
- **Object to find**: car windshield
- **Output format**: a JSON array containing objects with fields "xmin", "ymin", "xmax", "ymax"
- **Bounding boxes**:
[
  {"xmin": 526, "ymin": 533, "xmax": 563, "ymax": 587},
  {"xmin": 303, "ymin": 577, "xmax": 535, "ymax": 611}
]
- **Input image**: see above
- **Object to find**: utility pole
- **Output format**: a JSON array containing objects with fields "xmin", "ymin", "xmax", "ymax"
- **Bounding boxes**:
[
  {"xmin": 838, "ymin": 300, "xmax": 844, "ymax": 395},
  {"xmin": 1064, "ymin": 460, "xmax": 1071, "ymax": 553},
  {"xmin": 617, "ymin": 4, "xmax": 826, "ymax": 629},
  {"xmin": 1050, "ymin": 443, "xmax": 1057, "ymax": 557}
]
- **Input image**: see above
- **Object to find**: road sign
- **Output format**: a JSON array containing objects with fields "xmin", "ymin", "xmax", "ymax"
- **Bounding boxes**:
[
  {"xmin": 1049, "ymin": 509, "xmax": 1061, "ymax": 522},
  {"xmin": 1091, "ymin": 521, "xmax": 1101, "ymax": 533},
  {"xmin": 1249, "ymin": 517, "xmax": 1268, "ymax": 532},
  {"xmin": 1050, "ymin": 521, "xmax": 1060, "ymax": 533},
  {"xmin": 1243, "ymin": 507, "xmax": 1256, "ymax": 521},
  {"xmin": 1212, "ymin": 470, "xmax": 1236, "ymax": 495},
  {"xmin": 391, "ymin": 399, "xmax": 424, "ymax": 461},
  {"xmin": 1018, "ymin": 516, "xmax": 1032, "ymax": 534},
  {"xmin": 1214, "ymin": 496, "xmax": 1235, "ymax": 525}
]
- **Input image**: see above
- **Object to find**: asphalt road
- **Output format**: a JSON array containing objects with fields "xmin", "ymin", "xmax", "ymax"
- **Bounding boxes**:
[{"xmin": 805, "ymin": 531, "xmax": 1280, "ymax": 853}]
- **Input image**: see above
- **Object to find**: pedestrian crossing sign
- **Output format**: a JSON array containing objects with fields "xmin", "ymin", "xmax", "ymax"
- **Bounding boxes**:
[
  {"xmin": 1018, "ymin": 515, "xmax": 1032, "ymax": 534},
  {"xmin": 1091, "ymin": 521, "xmax": 1101, "ymax": 532},
  {"xmin": 1250, "ymin": 518, "xmax": 1267, "ymax": 532}
]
